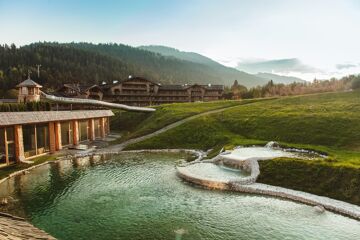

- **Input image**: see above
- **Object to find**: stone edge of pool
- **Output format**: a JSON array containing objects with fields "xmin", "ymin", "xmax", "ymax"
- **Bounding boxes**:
[
  {"xmin": 176, "ymin": 156, "xmax": 360, "ymax": 221},
  {"xmin": 0, "ymin": 211, "xmax": 55, "ymax": 239}
]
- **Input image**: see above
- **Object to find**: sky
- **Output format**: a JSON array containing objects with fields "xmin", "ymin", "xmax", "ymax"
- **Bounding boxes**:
[{"xmin": 1, "ymin": 0, "xmax": 360, "ymax": 80}]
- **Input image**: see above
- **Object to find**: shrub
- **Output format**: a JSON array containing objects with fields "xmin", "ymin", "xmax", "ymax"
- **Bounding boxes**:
[{"xmin": 351, "ymin": 77, "xmax": 360, "ymax": 89}]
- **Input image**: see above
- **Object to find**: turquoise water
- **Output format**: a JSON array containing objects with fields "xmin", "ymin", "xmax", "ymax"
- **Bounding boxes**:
[{"xmin": 0, "ymin": 152, "xmax": 359, "ymax": 240}]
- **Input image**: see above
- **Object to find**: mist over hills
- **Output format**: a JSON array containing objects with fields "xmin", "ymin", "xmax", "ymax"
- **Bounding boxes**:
[
  {"xmin": 236, "ymin": 58, "xmax": 317, "ymax": 75},
  {"xmin": 140, "ymin": 45, "xmax": 306, "ymax": 85},
  {"xmin": 255, "ymin": 72, "xmax": 305, "ymax": 84},
  {"xmin": 138, "ymin": 45, "xmax": 267, "ymax": 87}
]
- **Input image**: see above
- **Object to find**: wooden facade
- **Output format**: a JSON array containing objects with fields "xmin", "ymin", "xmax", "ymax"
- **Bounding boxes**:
[
  {"xmin": 0, "ymin": 110, "xmax": 113, "ymax": 168},
  {"xmin": 16, "ymin": 78, "xmax": 42, "ymax": 103},
  {"xmin": 57, "ymin": 77, "xmax": 224, "ymax": 106},
  {"xmin": 56, "ymin": 84, "xmax": 104, "ymax": 100}
]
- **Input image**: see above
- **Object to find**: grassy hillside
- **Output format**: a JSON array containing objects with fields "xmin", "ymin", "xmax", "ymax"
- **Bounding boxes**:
[
  {"xmin": 126, "ymin": 91, "xmax": 360, "ymax": 154},
  {"xmin": 120, "ymin": 91, "xmax": 360, "ymax": 204},
  {"xmin": 111, "ymin": 99, "xmax": 266, "ymax": 142}
]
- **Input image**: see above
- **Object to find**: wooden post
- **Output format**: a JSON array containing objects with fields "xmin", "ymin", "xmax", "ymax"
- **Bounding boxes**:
[
  {"xmin": 89, "ymin": 119, "xmax": 95, "ymax": 141},
  {"xmin": 72, "ymin": 120, "xmax": 79, "ymax": 145},
  {"xmin": 14, "ymin": 125, "xmax": 24, "ymax": 162},
  {"xmin": 4, "ymin": 128, "xmax": 8, "ymax": 165},
  {"xmin": 49, "ymin": 122, "xmax": 56, "ymax": 154},
  {"xmin": 55, "ymin": 122, "xmax": 62, "ymax": 150},
  {"xmin": 100, "ymin": 118, "xmax": 106, "ymax": 139}
]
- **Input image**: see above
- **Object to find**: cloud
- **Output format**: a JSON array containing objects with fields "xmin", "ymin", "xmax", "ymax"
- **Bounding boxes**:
[
  {"xmin": 236, "ymin": 58, "xmax": 320, "ymax": 74},
  {"xmin": 335, "ymin": 63, "xmax": 358, "ymax": 70}
]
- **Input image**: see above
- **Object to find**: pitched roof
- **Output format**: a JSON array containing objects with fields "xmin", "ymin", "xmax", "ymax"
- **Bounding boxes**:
[
  {"xmin": 0, "ymin": 110, "xmax": 114, "ymax": 126},
  {"xmin": 60, "ymin": 84, "xmax": 103, "ymax": 94},
  {"xmin": 79, "ymin": 84, "xmax": 102, "ymax": 93},
  {"xmin": 204, "ymin": 84, "xmax": 224, "ymax": 90},
  {"xmin": 157, "ymin": 84, "xmax": 224, "ymax": 91},
  {"xmin": 16, "ymin": 79, "xmax": 42, "ymax": 88},
  {"xmin": 159, "ymin": 85, "xmax": 185, "ymax": 90}
]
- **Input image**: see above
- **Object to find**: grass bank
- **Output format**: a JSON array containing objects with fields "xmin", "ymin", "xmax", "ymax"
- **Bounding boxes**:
[
  {"xmin": 111, "ymin": 99, "xmax": 266, "ymax": 142},
  {"xmin": 258, "ymin": 159, "xmax": 360, "ymax": 205},
  {"xmin": 0, "ymin": 155, "xmax": 58, "ymax": 180},
  {"xmin": 124, "ymin": 91, "xmax": 360, "ymax": 204}
]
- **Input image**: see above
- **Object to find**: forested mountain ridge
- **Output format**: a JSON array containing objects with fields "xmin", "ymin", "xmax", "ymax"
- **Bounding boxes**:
[
  {"xmin": 0, "ymin": 43, "xmax": 137, "ymax": 91},
  {"xmin": 138, "ymin": 45, "xmax": 220, "ymax": 66},
  {"xmin": 0, "ymin": 42, "xmax": 268, "ymax": 94},
  {"xmin": 140, "ymin": 45, "xmax": 311, "ymax": 86},
  {"xmin": 138, "ymin": 45, "xmax": 267, "ymax": 86}
]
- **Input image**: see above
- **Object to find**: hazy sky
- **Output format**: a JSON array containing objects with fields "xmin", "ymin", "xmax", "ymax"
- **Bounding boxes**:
[{"xmin": 1, "ymin": 0, "xmax": 360, "ymax": 80}]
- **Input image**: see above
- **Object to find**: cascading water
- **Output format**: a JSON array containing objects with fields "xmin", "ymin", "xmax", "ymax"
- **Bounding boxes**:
[{"xmin": 265, "ymin": 141, "xmax": 280, "ymax": 149}]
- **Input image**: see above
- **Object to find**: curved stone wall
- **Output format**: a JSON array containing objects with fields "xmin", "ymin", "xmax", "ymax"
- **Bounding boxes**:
[{"xmin": 176, "ymin": 154, "xmax": 360, "ymax": 221}]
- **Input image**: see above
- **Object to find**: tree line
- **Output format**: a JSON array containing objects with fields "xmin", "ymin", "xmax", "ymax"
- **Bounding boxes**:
[{"xmin": 225, "ymin": 75, "xmax": 360, "ymax": 99}]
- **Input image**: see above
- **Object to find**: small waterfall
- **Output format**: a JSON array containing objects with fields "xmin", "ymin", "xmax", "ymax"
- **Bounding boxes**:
[{"xmin": 265, "ymin": 141, "xmax": 280, "ymax": 149}]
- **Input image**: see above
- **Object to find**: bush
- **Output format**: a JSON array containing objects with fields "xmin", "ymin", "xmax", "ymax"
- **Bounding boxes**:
[
  {"xmin": 0, "ymin": 101, "xmax": 52, "ymax": 112},
  {"xmin": 351, "ymin": 77, "xmax": 360, "ymax": 89}
]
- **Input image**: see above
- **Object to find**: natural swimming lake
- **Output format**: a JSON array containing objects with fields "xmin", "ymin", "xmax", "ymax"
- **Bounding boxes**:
[{"xmin": 0, "ymin": 152, "xmax": 359, "ymax": 240}]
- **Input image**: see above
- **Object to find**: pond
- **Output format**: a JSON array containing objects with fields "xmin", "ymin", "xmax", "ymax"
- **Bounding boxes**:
[{"xmin": 0, "ymin": 152, "xmax": 359, "ymax": 240}]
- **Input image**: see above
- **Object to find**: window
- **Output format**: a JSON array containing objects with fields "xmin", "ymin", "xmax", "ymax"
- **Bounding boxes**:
[
  {"xmin": 0, "ymin": 128, "xmax": 5, "ymax": 164},
  {"xmin": 36, "ymin": 124, "xmax": 49, "ymax": 154},
  {"xmin": 94, "ymin": 119, "xmax": 101, "ymax": 139},
  {"xmin": 61, "ymin": 122, "xmax": 73, "ymax": 146},
  {"xmin": 22, "ymin": 87, "xmax": 28, "ymax": 94},
  {"xmin": 79, "ymin": 120, "xmax": 89, "ymax": 142},
  {"xmin": 0, "ymin": 127, "xmax": 15, "ymax": 165},
  {"xmin": 23, "ymin": 125, "xmax": 36, "ymax": 158},
  {"xmin": 28, "ymin": 88, "xmax": 34, "ymax": 95},
  {"xmin": 23, "ymin": 124, "xmax": 50, "ymax": 158}
]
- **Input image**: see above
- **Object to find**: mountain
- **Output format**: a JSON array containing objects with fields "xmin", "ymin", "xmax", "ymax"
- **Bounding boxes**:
[
  {"xmin": 137, "ymin": 45, "xmax": 267, "ymax": 87},
  {"xmin": 138, "ymin": 45, "xmax": 219, "ymax": 66},
  {"xmin": 255, "ymin": 72, "xmax": 306, "ymax": 84},
  {"xmin": 0, "ymin": 42, "xmax": 270, "ymax": 91}
]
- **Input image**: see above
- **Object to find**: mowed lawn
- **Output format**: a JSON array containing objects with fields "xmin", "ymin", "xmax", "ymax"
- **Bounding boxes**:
[{"xmin": 111, "ymin": 98, "xmax": 268, "ymax": 142}]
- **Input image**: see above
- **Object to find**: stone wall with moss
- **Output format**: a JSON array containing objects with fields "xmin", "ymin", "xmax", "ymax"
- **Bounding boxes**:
[{"xmin": 257, "ymin": 159, "xmax": 360, "ymax": 205}]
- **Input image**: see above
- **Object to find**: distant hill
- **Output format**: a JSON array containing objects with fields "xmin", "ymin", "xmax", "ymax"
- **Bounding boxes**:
[
  {"xmin": 138, "ymin": 45, "xmax": 219, "ymax": 66},
  {"xmin": 137, "ymin": 45, "xmax": 267, "ymax": 87},
  {"xmin": 255, "ymin": 72, "xmax": 306, "ymax": 84}
]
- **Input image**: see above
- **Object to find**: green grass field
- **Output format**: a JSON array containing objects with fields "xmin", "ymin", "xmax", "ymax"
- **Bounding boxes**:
[
  {"xmin": 121, "ymin": 91, "xmax": 360, "ymax": 204},
  {"xmin": 126, "ymin": 91, "xmax": 360, "ymax": 165},
  {"xmin": 111, "ymin": 99, "xmax": 267, "ymax": 142}
]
